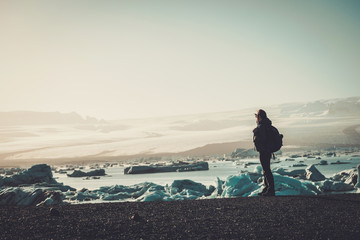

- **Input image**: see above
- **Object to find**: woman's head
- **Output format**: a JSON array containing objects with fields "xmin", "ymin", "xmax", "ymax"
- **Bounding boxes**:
[{"xmin": 255, "ymin": 109, "xmax": 267, "ymax": 123}]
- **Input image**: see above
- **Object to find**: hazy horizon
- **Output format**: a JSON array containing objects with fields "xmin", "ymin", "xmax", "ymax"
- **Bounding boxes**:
[
  {"xmin": 1, "ymin": 95, "xmax": 359, "ymax": 121},
  {"xmin": 1, "ymin": 1, "xmax": 360, "ymax": 119}
]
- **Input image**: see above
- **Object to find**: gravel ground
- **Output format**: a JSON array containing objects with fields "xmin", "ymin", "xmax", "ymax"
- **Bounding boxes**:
[{"xmin": 1, "ymin": 194, "xmax": 360, "ymax": 240}]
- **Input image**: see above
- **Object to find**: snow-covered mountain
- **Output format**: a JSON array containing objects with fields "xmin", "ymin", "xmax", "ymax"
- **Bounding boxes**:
[{"xmin": 0, "ymin": 96, "xmax": 359, "ymax": 165}]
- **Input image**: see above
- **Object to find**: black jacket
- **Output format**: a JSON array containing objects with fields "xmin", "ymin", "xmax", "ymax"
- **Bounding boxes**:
[{"xmin": 253, "ymin": 117, "xmax": 272, "ymax": 152}]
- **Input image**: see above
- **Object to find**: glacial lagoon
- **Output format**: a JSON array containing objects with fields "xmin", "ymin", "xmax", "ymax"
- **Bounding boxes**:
[
  {"xmin": 1, "ymin": 154, "xmax": 360, "ymax": 206},
  {"xmin": 54, "ymin": 155, "xmax": 360, "ymax": 191}
]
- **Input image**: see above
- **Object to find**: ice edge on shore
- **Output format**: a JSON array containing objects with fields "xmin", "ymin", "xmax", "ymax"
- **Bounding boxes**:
[{"xmin": 1, "ymin": 164, "xmax": 359, "ymax": 206}]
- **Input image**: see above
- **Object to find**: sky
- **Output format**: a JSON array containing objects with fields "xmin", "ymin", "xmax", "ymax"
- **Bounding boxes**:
[{"xmin": 1, "ymin": 0, "xmax": 360, "ymax": 120}]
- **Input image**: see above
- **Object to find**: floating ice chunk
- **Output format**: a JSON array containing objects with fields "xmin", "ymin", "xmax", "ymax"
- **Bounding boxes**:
[
  {"xmin": 70, "ymin": 190, "xmax": 100, "ymax": 201},
  {"xmin": 67, "ymin": 182, "xmax": 175, "ymax": 202},
  {"xmin": 0, "ymin": 164, "xmax": 76, "ymax": 206},
  {"xmin": 318, "ymin": 160, "xmax": 328, "ymax": 165},
  {"xmin": 356, "ymin": 165, "xmax": 360, "ymax": 188},
  {"xmin": 138, "ymin": 190, "xmax": 170, "ymax": 202},
  {"xmin": 332, "ymin": 168, "xmax": 358, "ymax": 185},
  {"xmin": 101, "ymin": 183, "xmax": 159, "ymax": 200},
  {"xmin": 221, "ymin": 174, "xmax": 260, "ymax": 198},
  {"xmin": 0, "ymin": 164, "xmax": 57, "ymax": 187},
  {"xmin": 124, "ymin": 162, "xmax": 209, "ymax": 174},
  {"xmin": 77, "ymin": 182, "xmax": 166, "ymax": 202},
  {"xmin": 330, "ymin": 161, "xmax": 349, "ymax": 165},
  {"xmin": 270, "ymin": 174, "xmax": 321, "ymax": 196},
  {"xmin": 174, "ymin": 189, "xmax": 205, "ymax": 200},
  {"xmin": 101, "ymin": 192, "xmax": 130, "ymax": 201},
  {"xmin": 124, "ymin": 166, "xmax": 154, "ymax": 174},
  {"xmin": 209, "ymin": 177, "xmax": 224, "ymax": 198},
  {"xmin": 32, "ymin": 183, "xmax": 75, "ymax": 192},
  {"xmin": 305, "ymin": 165, "xmax": 325, "ymax": 181},
  {"xmin": 36, "ymin": 191, "xmax": 63, "ymax": 206},
  {"xmin": 74, "ymin": 180, "xmax": 216, "ymax": 202},
  {"xmin": 321, "ymin": 179, "xmax": 354, "ymax": 192},
  {"xmin": 67, "ymin": 169, "xmax": 105, "ymax": 177},
  {"xmin": 169, "ymin": 179, "xmax": 214, "ymax": 197},
  {"xmin": 273, "ymin": 167, "xmax": 306, "ymax": 177},
  {"xmin": 285, "ymin": 158, "xmax": 295, "ymax": 161},
  {"xmin": 137, "ymin": 185, "xmax": 171, "ymax": 202},
  {"xmin": 293, "ymin": 163, "xmax": 307, "ymax": 167},
  {"xmin": 0, "ymin": 187, "xmax": 64, "ymax": 206}
]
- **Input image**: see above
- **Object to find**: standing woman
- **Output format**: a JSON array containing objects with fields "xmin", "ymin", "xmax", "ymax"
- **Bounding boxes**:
[{"xmin": 253, "ymin": 109, "xmax": 275, "ymax": 196}]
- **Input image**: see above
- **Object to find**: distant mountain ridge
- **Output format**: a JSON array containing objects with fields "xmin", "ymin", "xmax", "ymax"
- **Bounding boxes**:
[
  {"xmin": 0, "ymin": 111, "xmax": 101, "ymax": 125},
  {"xmin": 277, "ymin": 96, "xmax": 360, "ymax": 117}
]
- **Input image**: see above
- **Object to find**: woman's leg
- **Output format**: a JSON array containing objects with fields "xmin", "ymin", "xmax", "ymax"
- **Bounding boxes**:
[{"xmin": 260, "ymin": 151, "xmax": 274, "ymax": 191}]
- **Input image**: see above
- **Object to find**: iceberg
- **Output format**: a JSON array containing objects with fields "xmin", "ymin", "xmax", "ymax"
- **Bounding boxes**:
[
  {"xmin": 0, "ymin": 164, "xmax": 57, "ymax": 187},
  {"xmin": 66, "ymin": 182, "xmax": 166, "ymax": 202},
  {"xmin": 137, "ymin": 185, "xmax": 171, "ymax": 202},
  {"xmin": 100, "ymin": 182, "xmax": 163, "ymax": 201},
  {"xmin": 331, "ymin": 168, "xmax": 358, "ymax": 186},
  {"xmin": 320, "ymin": 179, "xmax": 354, "ymax": 192},
  {"xmin": 318, "ymin": 160, "xmax": 328, "ymax": 165},
  {"xmin": 330, "ymin": 161, "xmax": 350, "ymax": 165},
  {"xmin": 67, "ymin": 169, "xmax": 105, "ymax": 177},
  {"xmin": 138, "ymin": 189, "xmax": 171, "ymax": 202},
  {"xmin": 305, "ymin": 165, "xmax": 325, "ymax": 181},
  {"xmin": 221, "ymin": 174, "xmax": 260, "ymax": 197},
  {"xmin": 0, "ymin": 187, "xmax": 64, "ymax": 206},
  {"xmin": 69, "ymin": 190, "xmax": 100, "ymax": 201},
  {"xmin": 0, "ymin": 164, "xmax": 75, "ymax": 206},
  {"xmin": 65, "ymin": 180, "xmax": 212, "ymax": 202},
  {"xmin": 217, "ymin": 172, "xmax": 318, "ymax": 197},
  {"xmin": 271, "ymin": 174, "xmax": 321, "ymax": 196},
  {"xmin": 356, "ymin": 164, "xmax": 360, "ymax": 188},
  {"xmin": 168, "ymin": 179, "xmax": 215, "ymax": 199},
  {"xmin": 124, "ymin": 161, "xmax": 209, "ymax": 174},
  {"xmin": 273, "ymin": 167, "xmax": 306, "ymax": 178},
  {"xmin": 214, "ymin": 177, "xmax": 224, "ymax": 196}
]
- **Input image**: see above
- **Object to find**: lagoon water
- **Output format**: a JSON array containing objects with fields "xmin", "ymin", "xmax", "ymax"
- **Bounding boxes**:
[{"xmin": 54, "ymin": 156, "xmax": 360, "ymax": 191}]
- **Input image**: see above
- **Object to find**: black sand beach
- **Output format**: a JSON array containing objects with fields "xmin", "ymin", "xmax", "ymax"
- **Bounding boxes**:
[{"xmin": 1, "ymin": 194, "xmax": 360, "ymax": 239}]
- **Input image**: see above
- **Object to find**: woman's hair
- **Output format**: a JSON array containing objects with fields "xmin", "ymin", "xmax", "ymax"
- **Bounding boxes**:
[{"xmin": 257, "ymin": 109, "xmax": 267, "ymax": 119}]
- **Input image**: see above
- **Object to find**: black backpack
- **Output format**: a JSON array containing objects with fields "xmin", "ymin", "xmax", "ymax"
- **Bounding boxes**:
[{"xmin": 268, "ymin": 126, "xmax": 283, "ymax": 153}]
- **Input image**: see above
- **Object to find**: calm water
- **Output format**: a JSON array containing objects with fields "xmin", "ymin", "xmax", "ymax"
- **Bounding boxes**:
[{"xmin": 53, "ymin": 156, "xmax": 360, "ymax": 190}]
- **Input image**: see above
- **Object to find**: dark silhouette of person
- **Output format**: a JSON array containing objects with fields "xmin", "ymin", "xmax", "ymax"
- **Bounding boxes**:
[{"xmin": 253, "ymin": 109, "xmax": 275, "ymax": 196}]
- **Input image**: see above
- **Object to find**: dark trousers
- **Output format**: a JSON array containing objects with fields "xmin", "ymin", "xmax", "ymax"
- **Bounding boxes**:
[{"xmin": 259, "ymin": 151, "xmax": 274, "ymax": 190}]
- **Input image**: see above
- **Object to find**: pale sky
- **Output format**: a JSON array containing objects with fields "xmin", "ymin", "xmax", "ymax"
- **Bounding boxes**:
[{"xmin": 1, "ymin": 0, "xmax": 360, "ymax": 119}]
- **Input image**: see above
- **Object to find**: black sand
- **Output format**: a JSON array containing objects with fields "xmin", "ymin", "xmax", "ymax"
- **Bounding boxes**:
[{"xmin": 1, "ymin": 194, "xmax": 360, "ymax": 239}]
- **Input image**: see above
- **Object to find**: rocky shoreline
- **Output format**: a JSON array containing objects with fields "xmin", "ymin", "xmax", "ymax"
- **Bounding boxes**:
[{"xmin": 1, "ymin": 194, "xmax": 360, "ymax": 239}]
